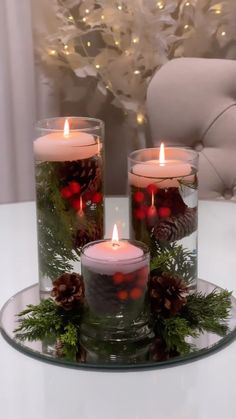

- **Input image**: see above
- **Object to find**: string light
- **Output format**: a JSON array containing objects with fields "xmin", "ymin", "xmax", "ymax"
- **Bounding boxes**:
[
  {"xmin": 65, "ymin": 51, "xmax": 70, "ymax": 55},
  {"xmin": 156, "ymin": 1, "xmax": 164, "ymax": 9},
  {"xmin": 137, "ymin": 113, "xmax": 145, "ymax": 124},
  {"xmin": 82, "ymin": 17, "xmax": 87, "ymax": 22},
  {"xmin": 134, "ymin": 70, "xmax": 140, "ymax": 75},
  {"xmin": 185, "ymin": 1, "xmax": 190, "ymax": 6},
  {"xmin": 101, "ymin": 14, "xmax": 105, "ymax": 20},
  {"xmin": 95, "ymin": 64, "xmax": 100, "ymax": 69},
  {"xmin": 221, "ymin": 31, "xmax": 226, "ymax": 36},
  {"xmin": 68, "ymin": 16, "xmax": 74, "ymax": 21},
  {"xmin": 48, "ymin": 49, "xmax": 57, "ymax": 56},
  {"xmin": 115, "ymin": 41, "xmax": 120, "ymax": 46},
  {"xmin": 64, "ymin": 45, "xmax": 68, "ymax": 50},
  {"xmin": 210, "ymin": 4, "xmax": 222, "ymax": 15},
  {"xmin": 87, "ymin": 41, "xmax": 91, "ymax": 47},
  {"xmin": 132, "ymin": 37, "xmax": 139, "ymax": 44},
  {"xmin": 117, "ymin": 5, "xmax": 122, "ymax": 11},
  {"xmin": 85, "ymin": 9, "xmax": 90, "ymax": 14},
  {"xmin": 184, "ymin": 24, "xmax": 189, "ymax": 30}
]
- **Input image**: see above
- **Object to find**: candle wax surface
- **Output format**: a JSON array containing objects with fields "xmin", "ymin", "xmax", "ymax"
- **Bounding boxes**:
[
  {"xmin": 129, "ymin": 159, "xmax": 192, "ymax": 188},
  {"xmin": 84, "ymin": 240, "xmax": 143, "ymax": 261},
  {"xmin": 34, "ymin": 131, "xmax": 100, "ymax": 161}
]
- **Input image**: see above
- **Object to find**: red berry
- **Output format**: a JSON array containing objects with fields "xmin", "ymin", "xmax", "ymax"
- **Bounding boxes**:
[
  {"xmin": 146, "ymin": 184, "xmax": 158, "ymax": 195},
  {"xmin": 159, "ymin": 207, "xmax": 171, "ymax": 218},
  {"xmin": 146, "ymin": 206, "xmax": 158, "ymax": 219},
  {"xmin": 134, "ymin": 207, "xmax": 146, "ymax": 220},
  {"xmin": 117, "ymin": 290, "xmax": 128, "ymax": 301},
  {"xmin": 60, "ymin": 187, "xmax": 72, "ymax": 199},
  {"xmin": 71, "ymin": 198, "xmax": 85, "ymax": 210},
  {"xmin": 113, "ymin": 272, "xmax": 124, "ymax": 284},
  {"xmin": 130, "ymin": 288, "xmax": 143, "ymax": 300},
  {"xmin": 92, "ymin": 192, "xmax": 103, "ymax": 204},
  {"xmin": 68, "ymin": 181, "xmax": 81, "ymax": 195},
  {"xmin": 133, "ymin": 191, "xmax": 145, "ymax": 203}
]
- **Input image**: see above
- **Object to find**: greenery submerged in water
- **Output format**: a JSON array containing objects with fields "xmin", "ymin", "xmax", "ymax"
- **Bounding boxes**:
[{"xmin": 36, "ymin": 161, "xmax": 80, "ymax": 280}]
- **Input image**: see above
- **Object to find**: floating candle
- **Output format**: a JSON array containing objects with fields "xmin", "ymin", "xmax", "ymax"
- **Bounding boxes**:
[
  {"xmin": 82, "ymin": 224, "xmax": 146, "ymax": 275},
  {"xmin": 129, "ymin": 143, "xmax": 192, "ymax": 188},
  {"xmin": 34, "ymin": 119, "xmax": 100, "ymax": 161}
]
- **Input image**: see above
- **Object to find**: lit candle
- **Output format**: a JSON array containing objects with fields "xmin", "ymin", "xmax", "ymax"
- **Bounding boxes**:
[
  {"xmin": 82, "ymin": 224, "xmax": 146, "ymax": 275},
  {"xmin": 129, "ymin": 143, "xmax": 192, "ymax": 188},
  {"xmin": 34, "ymin": 119, "xmax": 100, "ymax": 161}
]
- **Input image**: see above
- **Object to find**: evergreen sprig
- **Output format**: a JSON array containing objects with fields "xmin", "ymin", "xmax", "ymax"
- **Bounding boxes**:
[
  {"xmin": 36, "ymin": 161, "xmax": 80, "ymax": 280},
  {"xmin": 150, "ymin": 241, "xmax": 197, "ymax": 284},
  {"xmin": 15, "ymin": 288, "xmax": 232, "ymax": 361},
  {"xmin": 151, "ymin": 289, "xmax": 232, "ymax": 354},
  {"xmin": 14, "ymin": 299, "xmax": 82, "ymax": 359}
]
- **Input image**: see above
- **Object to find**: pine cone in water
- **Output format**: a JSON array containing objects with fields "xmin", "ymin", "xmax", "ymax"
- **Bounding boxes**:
[
  {"xmin": 51, "ymin": 272, "xmax": 84, "ymax": 310},
  {"xmin": 74, "ymin": 220, "xmax": 103, "ymax": 249},
  {"xmin": 149, "ymin": 272, "xmax": 188, "ymax": 316},
  {"xmin": 152, "ymin": 207, "xmax": 197, "ymax": 243},
  {"xmin": 59, "ymin": 159, "xmax": 102, "ymax": 193}
]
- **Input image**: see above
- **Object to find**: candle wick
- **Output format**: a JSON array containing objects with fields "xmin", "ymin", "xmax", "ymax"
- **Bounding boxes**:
[{"xmin": 112, "ymin": 241, "xmax": 120, "ymax": 248}]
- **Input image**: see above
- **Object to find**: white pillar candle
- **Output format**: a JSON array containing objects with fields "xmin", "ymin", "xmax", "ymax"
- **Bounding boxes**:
[{"xmin": 34, "ymin": 120, "xmax": 100, "ymax": 161}]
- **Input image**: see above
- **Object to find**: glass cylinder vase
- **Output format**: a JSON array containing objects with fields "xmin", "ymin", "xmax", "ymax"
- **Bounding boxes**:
[
  {"xmin": 80, "ymin": 239, "xmax": 153, "ymax": 362},
  {"xmin": 128, "ymin": 147, "xmax": 198, "ymax": 290},
  {"xmin": 34, "ymin": 117, "xmax": 104, "ymax": 296}
]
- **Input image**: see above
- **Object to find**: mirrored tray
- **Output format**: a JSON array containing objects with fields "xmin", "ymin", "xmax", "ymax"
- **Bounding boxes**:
[{"xmin": 1, "ymin": 279, "xmax": 236, "ymax": 370}]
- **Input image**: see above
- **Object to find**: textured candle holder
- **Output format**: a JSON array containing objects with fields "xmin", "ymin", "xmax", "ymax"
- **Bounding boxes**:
[
  {"xmin": 34, "ymin": 117, "xmax": 104, "ymax": 295},
  {"xmin": 80, "ymin": 240, "xmax": 153, "ymax": 361},
  {"xmin": 128, "ymin": 147, "xmax": 198, "ymax": 290}
]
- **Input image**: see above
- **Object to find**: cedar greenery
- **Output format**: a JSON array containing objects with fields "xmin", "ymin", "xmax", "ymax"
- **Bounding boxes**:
[
  {"xmin": 14, "ymin": 299, "xmax": 82, "ymax": 359},
  {"xmin": 36, "ymin": 161, "xmax": 80, "ymax": 280},
  {"xmin": 15, "ymin": 289, "xmax": 232, "ymax": 361},
  {"xmin": 150, "ymin": 241, "xmax": 197, "ymax": 285}
]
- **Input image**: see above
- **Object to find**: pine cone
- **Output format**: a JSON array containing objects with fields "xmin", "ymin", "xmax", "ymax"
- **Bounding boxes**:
[
  {"xmin": 74, "ymin": 220, "xmax": 103, "ymax": 249},
  {"xmin": 152, "ymin": 207, "xmax": 197, "ymax": 242},
  {"xmin": 51, "ymin": 272, "xmax": 84, "ymax": 310},
  {"xmin": 59, "ymin": 159, "xmax": 102, "ymax": 193},
  {"xmin": 149, "ymin": 272, "xmax": 188, "ymax": 316}
]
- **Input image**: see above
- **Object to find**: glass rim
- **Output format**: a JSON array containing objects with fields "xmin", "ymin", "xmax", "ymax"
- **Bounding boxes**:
[
  {"xmin": 128, "ymin": 146, "xmax": 199, "ymax": 165},
  {"xmin": 81, "ymin": 239, "xmax": 150, "ymax": 264},
  {"xmin": 35, "ymin": 116, "xmax": 104, "ymax": 133}
]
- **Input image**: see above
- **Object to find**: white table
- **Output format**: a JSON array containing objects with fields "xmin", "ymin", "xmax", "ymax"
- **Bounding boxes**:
[{"xmin": 0, "ymin": 198, "xmax": 236, "ymax": 419}]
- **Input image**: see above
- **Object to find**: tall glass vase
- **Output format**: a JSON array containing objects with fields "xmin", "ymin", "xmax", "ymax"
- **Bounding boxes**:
[
  {"xmin": 34, "ymin": 117, "xmax": 104, "ymax": 296},
  {"xmin": 128, "ymin": 147, "xmax": 198, "ymax": 290}
]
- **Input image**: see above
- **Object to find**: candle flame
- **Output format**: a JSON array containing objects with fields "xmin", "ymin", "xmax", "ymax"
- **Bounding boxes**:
[
  {"xmin": 159, "ymin": 142, "xmax": 165, "ymax": 166},
  {"xmin": 64, "ymin": 119, "xmax": 70, "ymax": 137},
  {"xmin": 112, "ymin": 224, "xmax": 119, "ymax": 247}
]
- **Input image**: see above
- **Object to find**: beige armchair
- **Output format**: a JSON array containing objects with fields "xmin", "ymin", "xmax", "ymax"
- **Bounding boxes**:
[{"xmin": 147, "ymin": 58, "xmax": 236, "ymax": 200}]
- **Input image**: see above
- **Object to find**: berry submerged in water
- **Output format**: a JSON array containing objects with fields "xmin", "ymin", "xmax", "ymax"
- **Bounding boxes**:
[
  {"xmin": 159, "ymin": 207, "xmax": 171, "ymax": 218},
  {"xmin": 60, "ymin": 187, "xmax": 72, "ymax": 199},
  {"xmin": 133, "ymin": 191, "xmax": 145, "ymax": 203},
  {"xmin": 68, "ymin": 181, "xmax": 81, "ymax": 195}
]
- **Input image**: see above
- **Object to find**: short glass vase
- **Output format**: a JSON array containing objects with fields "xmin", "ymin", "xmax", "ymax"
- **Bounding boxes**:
[{"xmin": 80, "ymin": 239, "xmax": 153, "ymax": 362}]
